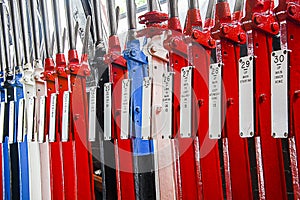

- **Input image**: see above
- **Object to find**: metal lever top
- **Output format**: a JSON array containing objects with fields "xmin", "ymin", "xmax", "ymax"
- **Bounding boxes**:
[
  {"xmin": 29, "ymin": 0, "xmax": 40, "ymax": 60},
  {"xmin": 65, "ymin": 0, "xmax": 76, "ymax": 50},
  {"xmin": 19, "ymin": 0, "xmax": 31, "ymax": 64},
  {"xmin": 82, "ymin": 16, "xmax": 91, "ymax": 55},
  {"xmin": 40, "ymin": 0, "xmax": 51, "ymax": 58},
  {"xmin": 107, "ymin": 0, "xmax": 118, "ymax": 36},
  {"xmin": 147, "ymin": 0, "xmax": 159, "ymax": 11},
  {"xmin": 0, "ymin": 3, "xmax": 12, "ymax": 75},
  {"xmin": 52, "ymin": 0, "xmax": 63, "ymax": 54},
  {"xmin": 189, "ymin": 0, "xmax": 199, "ymax": 9},
  {"xmin": 10, "ymin": 0, "xmax": 22, "ymax": 67},
  {"xmin": 126, "ymin": 0, "xmax": 137, "ymax": 30},
  {"xmin": 0, "ymin": 10, "xmax": 6, "ymax": 73},
  {"xmin": 234, "ymin": 0, "xmax": 245, "ymax": 12},
  {"xmin": 168, "ymin": 0, "xmax": 179, "ymax": 18},
  {"xmin": 206, "ymin": 0, "xmax": 216, "ymax": 20},
  {"xmin": 93, "ymin": 0, "xmax": 103, "ymax": 43}
]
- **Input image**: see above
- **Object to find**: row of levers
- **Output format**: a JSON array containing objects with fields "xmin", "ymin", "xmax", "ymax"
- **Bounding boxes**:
[{"xmin": 0, "ymin": 0, "xmax": 299, "ymax": 199}]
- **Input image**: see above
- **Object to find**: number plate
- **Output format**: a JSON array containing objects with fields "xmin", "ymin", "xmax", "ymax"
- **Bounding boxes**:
[
  {"xmin": 142, "ymin": 77, "xmax": 152, "ymax": 140},
  {"xmin": 88, "ymin": 87, "xmax": 97, "ymax": 141},
  {"xmin": 27, "ymin": 97, "xmax": 35, "ymax": 141},
  {"xmin": 180, "ymin": 66, "xmax": 193, "ymax": 138},
  {"xmin": 209, "ymin": 63, "xmax": 222, "ymax": 139},
  {"xmin": 38, "ymin": 97, "xmax": 46, "ymax": 143},
  {"xmin": 162, "ymin": 72, "xmax": 173, "ymax": 139},
  {"xmin": 17, "ymin": 99, "xmax": 25, "ymax": 142},
  {"xmin": 104, "ymin": 83, "xmax": 112, "ymax": 141},
  {"xmin": 121, "ymin": 79, "xmax": 131, "ymax": 140},
  {"xmin": 0, "ymin": 102, "xmax": 4, "ymax": 143},
  {"xmin": 271, "ymin": 50, "xmax": 289, "ymax": 138},
  {"xmin": 9, "ymin": 101, "xmax": 14, "ymax": 143},
  {"xmin": 49, "ymin": 94, "xmax": 57, "ymax": 142},
  {"xmin": 61, "ymin": 92, "xmax": 70, "ymax": 142},
  {"xmin": 239, "ymin": 56, "xmax": 255, "ymax": 138}
]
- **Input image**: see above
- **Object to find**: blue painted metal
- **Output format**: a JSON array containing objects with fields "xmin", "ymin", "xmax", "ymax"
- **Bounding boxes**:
[
  {"xmin": 123, "ymin": 39, "xmax": 153, "ymax": 155},
  {"xmin": 124, "ymin": 38, "xmax": 156, "ymax": 199},
  {"xmin": 3, "ymin": 137, "xmax": 11, "ymax": 200},
  {"xmin": 14, "ymin": 72, "xmax": 30, "ymax": 200},
  {"xmin": 18, "ymin": 136, "xmax": 29, "ymax": 200},
  {"xmin": 4, "ymin": 74, "xmax": 20, "ymax": 200}
]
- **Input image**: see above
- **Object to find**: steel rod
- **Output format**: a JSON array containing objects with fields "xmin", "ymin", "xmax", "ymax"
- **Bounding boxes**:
[
  {"xmin": 52, "ymin": 0, "xmax": 63, "ymax": 53},
  {"xmin": 188, "ymin": 0, "xmax": 199, "ymax": 9},
  {"xmin": 126, "ymin": 0, "xmax": 137, "ymax": 30},
  {"xmin": 107, "ymin": 0, "xmax": 117, "ymax": 35},
  {"xmin": 18, "ymin": 0, "xmax": 31, "ymax": 64},
  {"xmin": 168, "ymin": 0, "xmax": 179, "ymax": 18},
  {"xmin": 0, "ymin": 3, "xmax": 12, "ymax": 74},
  {"xmin": 10, "ymin": 0, "xmax": 22, "ymax": 66},
  {"xmin": 93, "ymin": 0, "xmax": 103, "ymax": 42},
  {"xmin": 28, "ymin": 0, "xmax": 40, "ymax": 60},
  {"xmin": 40, "ymin": 0, "xmax": 51, "ymax": 58},
  {"xmin": 65, "ymin": 0, "xmax": 76, "ymax": 50}
]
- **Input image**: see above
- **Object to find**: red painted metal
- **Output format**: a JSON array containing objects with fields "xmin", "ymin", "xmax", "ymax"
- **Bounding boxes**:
[
  {"xmin": 275, "ymin": 0, "xmax": 300, "ymax": 197},
  {"xmin": 69, "ymin": 49, "xmax": 94, "ymax": 199},
  {"xmin": 139, "ymin": 11, "xmax": 168, "ymax": 27},
  {"xmin": 184, "ymin": 6, "xmax": 224, "ymax": 200},
  {"xmin": 164, "ymin": 17, "xmax": 201, "ymax": 199},
  {"xmin": 43, "ymin": 57, "xmax": 65, "ymax": 200},
  {"xmin": 105, "ymin": 35, "xmax": 136, "ymax": 200},
  {"xmin": 56, "ymin": 53, "xmax": 77, "ymax": 200},
  {"xmin": 242, "ymin": 0, "xmax": 288, "ymax": 199},
  {"xmin": 211, "ymin": 2, "xmax": 254, "ymax": 199}
]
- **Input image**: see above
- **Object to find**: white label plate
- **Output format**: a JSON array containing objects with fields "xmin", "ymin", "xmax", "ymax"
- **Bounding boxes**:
[
  {"xmin": 239, "ymin": 56, "xmax": 255, "ymax": 138},
  {"xmin": 61, "ymin": 92, "xmax": 70, "ymax": 142},
  {"xmin": 180, "ymin": 66, "xmax": 193, "ymax": 138},
  {"xmin": 121, "ymin": 79, "xmax": 131, "ymax": 140},
  {"xmin": 209, "ymin": 63, "xmax": 222, "ymax": 139},
  {"xmin": 162, "ymin": 72, "xmax": 174, "ymax": 139},
  {"xmin": 141, "ymin": 77, "xmax": 152, "ymax": 140},
  {"xmin": 27, "ymin": 97, "xmax": 35, "ymax": 141},
  {"xmin": 17, "ymin": 99, "xmax": 25, "ymax": 142},
  {"xmin": 104, "ymin": 83, "xmax": 112, "ymax": 141},
  {"xmin": 49, "ymin": 94, "xmax": 57, "ymax": 142},
  {"xmin": 38, "ymin": 97, "xmax": 46, "ymax": 143},
  {"xmin": 0, "ymin": 102, "xmax": 5, "ymax": 143},
  {"xmin": 271, "ymin": 50, "xmax": 289, "ymax": 138},
  {"xmin": 9, "ymin": 101, "xmax": 15, "ymax": 143},
  {"xmin": 88, "ymin": 87, "xmax": 97, "ymax": 141}
]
